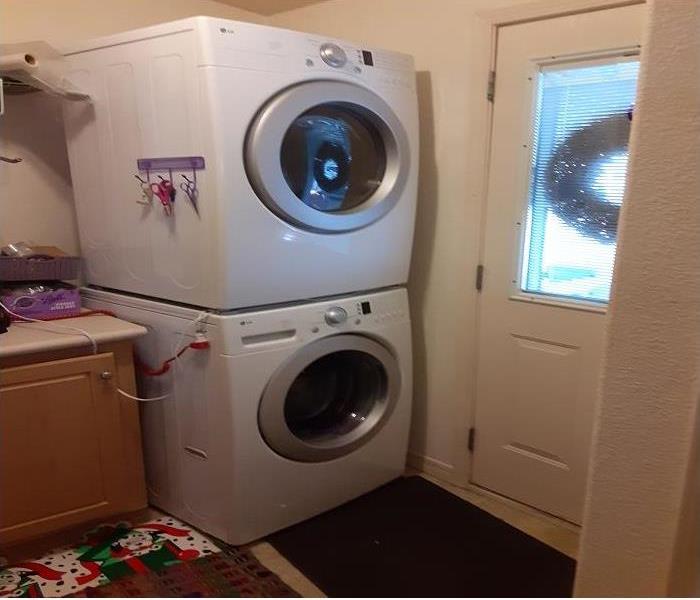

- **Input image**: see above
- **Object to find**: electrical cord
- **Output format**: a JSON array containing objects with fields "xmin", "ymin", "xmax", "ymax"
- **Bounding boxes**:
[
  {"xmin": 117, "ymin": 388, "xmax": 170, "ymax": 402},
  {"xmin": 0, "ymin": 300, "xmax": 98, "ymax": 353}
]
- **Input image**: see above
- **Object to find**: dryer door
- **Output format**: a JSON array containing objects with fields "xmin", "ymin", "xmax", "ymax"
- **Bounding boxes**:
[
  {"xmin": 245, "ymin": 80, "xmax": 410, "ymax": 233},
  {"xmin": 258, "ymin": 334, "xmax": 401, "ymax": 462}
]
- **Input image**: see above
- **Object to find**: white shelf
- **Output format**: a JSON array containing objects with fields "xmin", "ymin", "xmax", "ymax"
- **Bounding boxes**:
[{"xmin": 0, "ymin": 41, "xmax": 90, "ymax": 110}]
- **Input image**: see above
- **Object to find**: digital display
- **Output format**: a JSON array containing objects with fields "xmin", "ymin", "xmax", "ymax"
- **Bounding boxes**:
[
  {"xmin": 361, "ymin": 301, "xmax": 372, "ymax": 314},
  {"xmin": 361, "ymin": 50, "xmax": 374, "ymax": 66}
]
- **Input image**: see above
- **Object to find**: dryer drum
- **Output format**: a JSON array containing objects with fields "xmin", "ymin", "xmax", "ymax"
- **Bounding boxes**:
[
  {"xmin": 313, "ymin": 141, "xmax": 351, "ymax": 193},
  {"xmin": 542, "ymin": 112, "xmax": 631, "ymax": 244},
  {"xmin": 283, "ymin": 350, "xmax": 386, "ymax": 439},
  {"xmin": 282, "ymin": 105, "xmax": 384, "ymax": 212}
]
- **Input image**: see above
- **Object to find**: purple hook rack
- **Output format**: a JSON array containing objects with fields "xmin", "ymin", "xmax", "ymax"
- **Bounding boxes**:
[{"xmin": 137, "ymin": 156, "xmax": 205, "ymax": 171}]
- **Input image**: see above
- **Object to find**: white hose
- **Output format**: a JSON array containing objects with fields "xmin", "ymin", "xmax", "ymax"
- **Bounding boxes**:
[{"xmin": 117, "ymin": 388, "xmax": 171, "ymax": 402}]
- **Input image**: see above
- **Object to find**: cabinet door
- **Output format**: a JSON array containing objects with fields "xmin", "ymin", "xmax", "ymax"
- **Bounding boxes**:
[{"xmin": 0, "ymin": 353, "xmax": 126, "ymax": 543}]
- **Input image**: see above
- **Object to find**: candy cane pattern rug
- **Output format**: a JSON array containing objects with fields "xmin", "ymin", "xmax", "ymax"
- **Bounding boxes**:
[{"xmin": 0, "ymin": 516, "xmax": 220, "ymax": 598}]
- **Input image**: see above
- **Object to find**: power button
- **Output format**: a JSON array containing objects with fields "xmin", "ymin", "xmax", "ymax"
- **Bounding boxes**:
[{"xmin": 320, "ymin": 43, "xmax": 347, "ymax": 68}]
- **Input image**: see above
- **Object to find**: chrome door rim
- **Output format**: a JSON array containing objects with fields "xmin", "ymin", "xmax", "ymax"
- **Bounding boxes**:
[
  {"xmin": 258, "ymin": 334, "xmax": 401, "ymax": 462},
  {"xmin": 245, "ymin": 80, "xmax": 410, "ymax": 233}
]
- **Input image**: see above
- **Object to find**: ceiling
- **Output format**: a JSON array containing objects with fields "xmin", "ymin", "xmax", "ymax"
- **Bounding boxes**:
[{"xmin": 218, "ymin": 0, "xmax": 328, "ymax": 15}]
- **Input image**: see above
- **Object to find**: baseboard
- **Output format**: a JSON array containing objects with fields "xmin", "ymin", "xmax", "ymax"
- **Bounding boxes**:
[{"xmin": 407, "ymin": 452, "xmax": 460, "ymax": 485}]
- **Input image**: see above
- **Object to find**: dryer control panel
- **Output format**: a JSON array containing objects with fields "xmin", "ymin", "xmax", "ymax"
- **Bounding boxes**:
[
  {"xmin": 301, "ymin": 37, "xmax": 413, "ymax": 82},
  {"xmin": 201, "ymin": 17, "xmax": 415, "ymax": 86}
]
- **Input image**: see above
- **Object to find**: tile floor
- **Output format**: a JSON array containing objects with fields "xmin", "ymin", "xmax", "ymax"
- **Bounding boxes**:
[{"xmin": 1, "ymin": 473, "xmax": 579, "ymax": 598}]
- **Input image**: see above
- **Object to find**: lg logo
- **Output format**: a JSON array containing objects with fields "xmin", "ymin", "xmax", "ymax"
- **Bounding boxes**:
[{"xmin": 219, "ymin": 27, "xmax": 234, "ymax": 34}]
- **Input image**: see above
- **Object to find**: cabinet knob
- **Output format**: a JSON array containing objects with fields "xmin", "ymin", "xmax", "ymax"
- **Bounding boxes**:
[{"xmin": 100, "ymin": 370, "xmax": 113, "ymax": 380}]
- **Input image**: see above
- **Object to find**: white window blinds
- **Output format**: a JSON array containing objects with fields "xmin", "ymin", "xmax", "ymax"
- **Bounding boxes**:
[{"xmin": 521, "ymin": 59, "xmax": 639, "ymax": 303}]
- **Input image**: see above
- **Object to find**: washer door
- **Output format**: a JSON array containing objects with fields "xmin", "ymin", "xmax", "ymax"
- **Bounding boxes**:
[
  {"xmin": 245, "ymin": 80, "xmax": 410, "ymax": 233},
  {"xmin": 258, "ymin": 335, "xmax": 401, "ymax": 462}
]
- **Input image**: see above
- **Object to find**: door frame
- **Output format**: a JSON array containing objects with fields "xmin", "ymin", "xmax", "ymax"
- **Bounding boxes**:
[{"xmin": 463, "ymin": 0, "xmax": 646, "ymax": 487}]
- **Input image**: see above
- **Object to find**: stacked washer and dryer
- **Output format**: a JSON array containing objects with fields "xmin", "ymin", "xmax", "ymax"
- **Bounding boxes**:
[{"xmin": 62, "ymin": 17, "xmax": 418, "ymax": 545}]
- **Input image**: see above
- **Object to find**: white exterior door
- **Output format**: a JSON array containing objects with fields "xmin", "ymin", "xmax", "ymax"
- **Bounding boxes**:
[{"xmin": 472, "ymin": 5, "xmax": 646, "ymax": 524}]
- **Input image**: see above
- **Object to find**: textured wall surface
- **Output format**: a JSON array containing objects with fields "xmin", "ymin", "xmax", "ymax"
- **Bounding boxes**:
[
  {"xmin": 0, "ymin": 0, "xmax": 264, "ymax": 253},
  {"xmin": 575, "ymin": 0, "xmax": 700, "ymax": 595}
]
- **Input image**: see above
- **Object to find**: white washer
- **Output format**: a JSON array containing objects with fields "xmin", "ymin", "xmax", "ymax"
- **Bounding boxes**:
[
  {"xmin": 64, "ymin": 17, "xmax": 418, "ymax": 310},
  {"xmin": 82, "ymin": 286, "xmax": 412, "ymax": 544}
]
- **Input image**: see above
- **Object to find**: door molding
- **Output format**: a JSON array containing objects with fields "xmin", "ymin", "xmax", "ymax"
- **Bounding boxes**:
[{"xmin": 478, "ymin": 0, "xmax": 645, "ymax": 28}]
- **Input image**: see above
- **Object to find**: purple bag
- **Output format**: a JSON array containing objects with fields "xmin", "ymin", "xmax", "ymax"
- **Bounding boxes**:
[{"xmin": 0, "ymin": 283, "xmax": 81, "ymax": 320}]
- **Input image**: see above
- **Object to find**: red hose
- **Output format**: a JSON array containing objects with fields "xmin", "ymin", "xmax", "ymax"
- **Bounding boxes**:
[
  {"xmin": 67, "ymin": 308, "xmax": 209, "ymax": 376},
  {"xmin": 135, "ymin": 344, "xmax": 198, "ymax": 376}
]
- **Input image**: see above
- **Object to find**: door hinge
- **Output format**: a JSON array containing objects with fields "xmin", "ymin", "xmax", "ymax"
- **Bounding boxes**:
[
  {"xmin": 487, "ymin": 70, "xmax": 496, "ymax": 102},
  {"xmin": 468, "ymin": 427, "xmax": 476, "ymax": 453},
  {"xmin": 475, "ymin": 264, "xmax": 484, "ymax": 291}
]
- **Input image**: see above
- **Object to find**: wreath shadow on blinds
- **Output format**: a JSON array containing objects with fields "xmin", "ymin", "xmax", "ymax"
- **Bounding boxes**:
[{"xmin": 521, "ymin": 58, "xmax": 640, "ymax": 303}]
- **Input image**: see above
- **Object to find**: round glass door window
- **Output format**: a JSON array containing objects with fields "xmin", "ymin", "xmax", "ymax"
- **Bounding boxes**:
[
  {"xmin": 284, "ymin": 350, "xmax": 386, "ymax": 441},
  {"xmin": 258, "ymin": 335, "xmax": 401, "ymax": 462},
  {"xmin": 245, "ymin": 80, "xmax": 410, "ymax": 233},
  {"xmin": 280, "ymin": 104, "xmax": 387, "ymax": 213}
]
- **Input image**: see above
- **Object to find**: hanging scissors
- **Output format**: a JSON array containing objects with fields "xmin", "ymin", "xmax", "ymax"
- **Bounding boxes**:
[
  {"xmin": 180, "ymin": 173, "xmax": 199, "ymax": 216},
  {"xmin": 150, "ymin": 179, "xmax": 175, "ymax": 216},
  {"xmin": 134, "ymin": 175, "xmax": 153, "ymax": 205}
]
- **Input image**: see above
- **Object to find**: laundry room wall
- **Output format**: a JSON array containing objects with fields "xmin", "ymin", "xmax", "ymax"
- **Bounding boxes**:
[
  {"xmin": 0, "ymin": 0, "xmax": 266, "ymax": 254},
  {"xmin": 271, "ymin": 0, "xmax": 551, "ymax": 485},
  {"xmin": 574, "ymin": 0, "xmax": 700, "ymax": 594}
]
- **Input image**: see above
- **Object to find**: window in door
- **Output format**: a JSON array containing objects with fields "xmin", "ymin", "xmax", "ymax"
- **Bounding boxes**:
[{"xmin": 521, "ymin": 58, "xmax": 639, "ymax": 303}]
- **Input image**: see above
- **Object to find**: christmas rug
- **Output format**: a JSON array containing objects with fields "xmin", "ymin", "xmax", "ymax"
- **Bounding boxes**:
[{"xmin": 0, "ymin": 516, "xmax": 297, "ymax": 598}]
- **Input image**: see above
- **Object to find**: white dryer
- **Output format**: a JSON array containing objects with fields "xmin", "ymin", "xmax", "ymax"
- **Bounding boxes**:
[
  {"xmin": 82, "ymin": 286, "xmax": 412, "ymax": 544},
  {"xmin": 63, "ymin": 17, "xmax": 418, "ymax": 310}
]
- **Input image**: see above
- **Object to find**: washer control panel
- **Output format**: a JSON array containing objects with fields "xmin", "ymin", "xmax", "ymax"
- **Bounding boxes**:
[
  {"xmin": 319, "ymin": 42, "xmax": 347, "ymax": 68},
  {"xmin": 318, "ymin": 295, "xmax": 407, "ymax": 332},
  {"xmin": 223, "ymin": 289, "xmax": 409, "ymax": 355}
]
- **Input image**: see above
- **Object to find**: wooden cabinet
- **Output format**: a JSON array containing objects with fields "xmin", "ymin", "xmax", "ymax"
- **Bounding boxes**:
[{"xmin": 0, "ymin": 341, "xmax": 147, "ymax": 545}]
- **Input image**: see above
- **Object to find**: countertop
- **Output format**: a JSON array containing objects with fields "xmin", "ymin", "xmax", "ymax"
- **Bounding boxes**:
[{"xmin": 0, "ymin": 314, "xmax": 147, "ymax": 358}]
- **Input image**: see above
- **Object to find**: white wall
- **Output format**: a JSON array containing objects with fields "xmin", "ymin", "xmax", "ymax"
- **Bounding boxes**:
[
  {"xmin": 272, "ymin": 0, "xmax": 545, "ymax": 484},
  {"xmin": 0, "ymin": 0, "xmax": 265, "ymax": 254},
  {"xmin": 574, "ymin": 0, "xmax": 700, "ymax": 595}
]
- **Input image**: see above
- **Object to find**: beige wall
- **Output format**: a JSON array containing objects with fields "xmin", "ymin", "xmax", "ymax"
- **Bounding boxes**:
[
  {"xmin": 0, "ymin": 0, "xmax": 265, "ymax": 47},
  {"xmin": 0, "ymin": 0, "xmax": 265, "ymax": 254},
  {"xmin": 574, "ymin": 0, "xmax": 700, "ymax": 595},
  {"xmin": 272, "ymin": 0, "xmax": 540, "ymax": 484}
]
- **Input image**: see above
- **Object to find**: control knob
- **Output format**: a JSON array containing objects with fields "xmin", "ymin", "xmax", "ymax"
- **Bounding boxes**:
[
  {"xmin": 319, "ymin": 43, "xmax": 347, "ymax": 68},
  {"xmin": 324, "ymin": 306, "xmax": 348, "ymax": 325}
]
